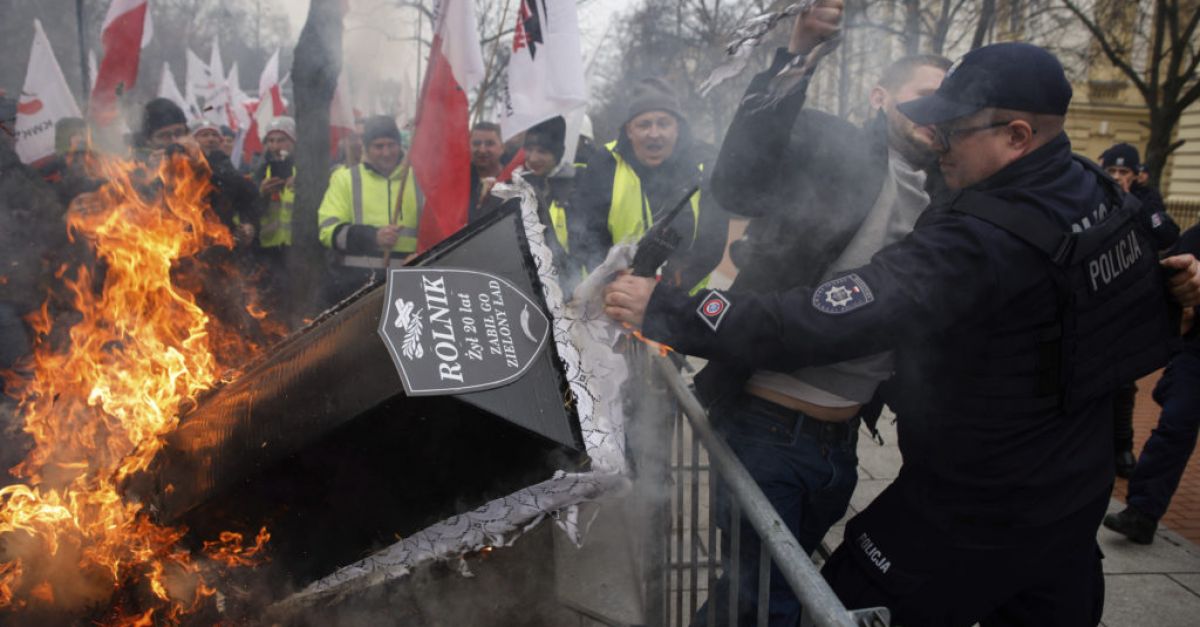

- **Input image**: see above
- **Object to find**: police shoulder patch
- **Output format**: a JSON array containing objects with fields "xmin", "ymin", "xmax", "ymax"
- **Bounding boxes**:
[
  {"xmin": 813, "ymin": 273, "xmax": 874, "ymax": 315},
  {"xmin": 696, "ymin": 290, "xmax": 731, "ymax": 332}
]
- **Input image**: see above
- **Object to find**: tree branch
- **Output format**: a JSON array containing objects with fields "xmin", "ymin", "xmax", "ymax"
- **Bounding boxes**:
[{"xmin": 1060, "ymin": 0, "xmax": 1150, "ymax": 100}]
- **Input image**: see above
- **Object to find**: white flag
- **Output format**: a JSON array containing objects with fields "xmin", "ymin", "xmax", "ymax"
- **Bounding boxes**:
[
  {"xmin": 203, "ymin": 36, "xmax": 228, "ymax": 124},
  {"xmin": 15, "ymin": 20, "xmax": 82, "ymax": 165},
  {"xmin": 184, "ymin": 48, "xmax": 207, "ymax": 105},
  {"xmin": 499, "ymin": 0, "xmax": 588, "ymax": 144},
  {"xmin": 157, "ymin": 62, "xmax": 188, "ymax": 112}
]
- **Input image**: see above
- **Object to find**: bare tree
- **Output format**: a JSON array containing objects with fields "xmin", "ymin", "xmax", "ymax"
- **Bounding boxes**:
[
  {"xmin": 1062, "ymin": 0, "xmax": 1200, "ymax": 187},
  {"xmin": 290, "ymin": 0, "xmax": 344, "ymax": 321}
]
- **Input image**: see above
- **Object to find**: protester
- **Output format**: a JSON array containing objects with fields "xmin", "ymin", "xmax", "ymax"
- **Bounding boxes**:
[
  {"xmin": 649, "ymin": 5, "xmax": 948, "ymax": 622},
  {"xmin": 318, "ymin": 115, "xmax": 421, "ymax": 305},
  {"xmin": 192, "ymin": 119, "xmax": 259, "ymax": 246},
  {"xmin": 141, "ymin": 97, "xmax": 189, "ymax": 154},
  {"xmin": 468, "ymin": 121, "xmax": 505, "ymax": 220},
  {"xmin": 251, "ymin": 116, "xmax": 297, "ymax": 317},
  {"xmin": 0, "ymin": 126, "xmax": 65, "ymax": 395},
  {"xmin": 605, "ymin": 40, "xmax": 1200, "ymax": 626},
  {"xmin": 571, "ymin": 77, "xmax": 729, "ymax": 294},
  {"xmin": 191, "ymin": 119, "xmax": 224, "ymax": 154},
  {"xmin": 510, "ymin": 116, "xmax": 575, "ymax": 275},
  {"xmin": 38, "ymin": 117, "xmax": 101, "ymax": 205},
  {"xmin": 219, "ymin": 125, "xmax": 236, "ymax": 157}
]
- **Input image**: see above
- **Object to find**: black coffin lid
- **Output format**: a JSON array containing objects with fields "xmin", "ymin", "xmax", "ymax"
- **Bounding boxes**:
[{"xmin": 134, "ymin": 203, "xmax": 582, "ymax": 524}]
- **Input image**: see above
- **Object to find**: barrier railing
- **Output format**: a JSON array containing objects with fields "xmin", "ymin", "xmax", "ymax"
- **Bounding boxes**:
[{"xmin": 646, "ymin": 354, "xmax": 889, "ymax": 627}]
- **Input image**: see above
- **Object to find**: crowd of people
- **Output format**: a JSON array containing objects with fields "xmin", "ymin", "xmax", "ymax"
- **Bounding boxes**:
[{"xmin": 3, "ymin": 1, "xmax": 1200, "ymax": 624}]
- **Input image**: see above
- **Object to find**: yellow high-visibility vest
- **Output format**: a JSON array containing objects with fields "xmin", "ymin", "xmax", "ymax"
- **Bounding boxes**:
[{"xmin": 318, "ymin": 163, "xmax": 421, "ymax": 255}]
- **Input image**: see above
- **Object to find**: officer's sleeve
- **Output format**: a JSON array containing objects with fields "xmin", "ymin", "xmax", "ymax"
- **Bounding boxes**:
[
  {"xmin": 641, "ymin": 213, "xmax": 1003, "ymax": 372},
  {"xmin": 711, "ymin": 49, "xmax": 868, "ymax": 220},
  {"xmin": 670, "ymin": 186, "xmax": 731, "ymax": 291},
  {"xmin": 317, "ymin": 168, "xmax": 353, "ymax": 250}
]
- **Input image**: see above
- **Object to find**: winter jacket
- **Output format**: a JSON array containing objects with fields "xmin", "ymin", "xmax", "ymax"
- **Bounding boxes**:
[{"xmin": 568, "ymin": 121, "xmax": 729, "ymax": 291}]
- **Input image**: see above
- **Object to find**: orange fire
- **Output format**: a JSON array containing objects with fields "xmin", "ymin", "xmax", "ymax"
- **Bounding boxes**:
[{"xmin": 0, "ymin": 149, "xmax": 272, "ymax": 622}]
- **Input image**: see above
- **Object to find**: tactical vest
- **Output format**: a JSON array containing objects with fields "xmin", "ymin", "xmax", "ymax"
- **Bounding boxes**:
[
  {"xmin": 260, "ymin": 163, "xmax": 294, "ymax": 248},
  {"xmin": 950, "ymin": 165, "xmax": 1178, "ymax": 413},
  {"xmin": 604, "ymin": 141, "xmax": 707, "ymax": 292}
]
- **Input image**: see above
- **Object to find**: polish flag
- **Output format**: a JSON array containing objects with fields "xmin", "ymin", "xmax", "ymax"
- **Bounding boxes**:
[
  {"xmin": 248, "ymin": 49, "xmax": 285, "ymax": 156},
  {"xmin": 411, "ymin": 0, "xmax": 486, "ymax": 252},
  {"xmin": 330, "ymin": 70, "xmax": 357, "ymax": 159},
  {"xmin": 15, "ymin": 20, "xmax": 83, "ymax": 165},
  {"xmin": 89, "ymin": 0, "xmax": 151, "ymax": 127}
]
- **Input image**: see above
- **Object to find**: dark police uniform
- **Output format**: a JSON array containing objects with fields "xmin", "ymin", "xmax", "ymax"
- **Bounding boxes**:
[{"xmin": 636, "ymin": 44, "xmax": 1180, "ymax": 626}]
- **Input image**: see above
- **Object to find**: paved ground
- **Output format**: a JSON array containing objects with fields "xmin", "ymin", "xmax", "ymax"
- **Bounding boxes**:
[
  {"xmin": 1110, "ymin": 370, "xmax": 1200, "ymax": 545},
  {"xmin": 832, "ymin": 411, "xmax": 1200, "ymax": 627}
]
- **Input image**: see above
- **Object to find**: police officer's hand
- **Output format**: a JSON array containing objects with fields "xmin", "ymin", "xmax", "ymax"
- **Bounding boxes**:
[
  {"xmin": 376, "ymin": 225, "xmax": 401, "ymax": 249},
  {"xmin": 604, "ymin": 271, "xmax": 657, "ymax": 328},
  {"xmin": 1163, "ymin": 254, "xmax": 1200, "ymax": 308},
  {"xmin": 789, "ymin": 0, "xmax": 843, "ymax": 55}
]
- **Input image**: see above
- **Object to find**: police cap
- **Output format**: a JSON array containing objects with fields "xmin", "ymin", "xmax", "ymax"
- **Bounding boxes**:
[{"xmin": 898, "ymin": 43, "xmax": 1072, "ymax": 125}]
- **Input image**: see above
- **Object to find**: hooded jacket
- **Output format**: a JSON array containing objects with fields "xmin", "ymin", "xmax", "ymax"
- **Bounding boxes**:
[{"xmin": 568, "ymin": 116, "xmax": 729, "ymax": 291}]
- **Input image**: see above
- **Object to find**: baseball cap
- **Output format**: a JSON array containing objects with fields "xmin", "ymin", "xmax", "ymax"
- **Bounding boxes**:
[
  {"xmin": 898, "ymin": 43, "xmax": 1073, "ymax": 125},
  {"xmin": 1099, "ymin": 143, "xmax": 1140, "ymax": 171}
]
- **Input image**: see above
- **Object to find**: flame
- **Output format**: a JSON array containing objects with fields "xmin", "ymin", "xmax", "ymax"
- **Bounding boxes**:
[
  {"xmin": 0, "ymin": 150, "xmax": 273, "ymax": 621},
  {"xmin": 622, "ymin": 324, "xmax": 675, "ymax": 357}
]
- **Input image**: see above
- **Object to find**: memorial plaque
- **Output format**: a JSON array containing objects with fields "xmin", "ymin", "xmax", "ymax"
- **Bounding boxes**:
[{"xmin": 379, "ymin": 268, "xmax": 551, "ymax": 396}]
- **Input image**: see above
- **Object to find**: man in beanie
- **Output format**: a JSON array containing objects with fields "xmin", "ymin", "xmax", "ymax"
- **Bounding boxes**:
[
  {"xmin": 571, "ymin": 77, "xmax": 729, "ymax": 293},
  {"xmin": 141, "ymin": 97, "xmax": 189, "ymax": 152},
  {"xmin": 510, "ymin": 116, "xmax": 574, "ymax": 274},
  {"xmin": 318, "ymin": 115, "xmax": 421, "ymax": 305},
  {"xmin": 606, "ymin": 40, "xmax": 1200, "ymax": 625}
]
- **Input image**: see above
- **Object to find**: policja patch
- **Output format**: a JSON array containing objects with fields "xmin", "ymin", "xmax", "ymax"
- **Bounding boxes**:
[
  {"xmin": 696, "ymin": 290, "xmax": 732, "ymax": 331},
  {"xmin": 813, "ymin": 273, "xmax": 875, "ymax": 315}
]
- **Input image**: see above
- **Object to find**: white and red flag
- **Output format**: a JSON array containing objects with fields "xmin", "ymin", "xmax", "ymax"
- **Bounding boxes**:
[
  {"xmin": 330, "ymin": 70, "xmax": 356, "ymax": 158},
  {"xmin": 500, "ymin": 0, "xmax": 588, "ymax": 162},
  {"xmin": 15, "ymin": 20, "xmax": 83, "ymax": 165},
  {"xmin": 89, "ymin": 0, "xmax": 151, "ymax": 128},
  {"xmin": 411, "ymin": 0, "xmax": 485, "ymax": 252}
]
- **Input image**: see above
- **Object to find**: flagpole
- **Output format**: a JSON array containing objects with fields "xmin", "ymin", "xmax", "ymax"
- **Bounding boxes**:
[{"xmin": 76, "ymin": 0, "xmax": 89, "ymax": 109}]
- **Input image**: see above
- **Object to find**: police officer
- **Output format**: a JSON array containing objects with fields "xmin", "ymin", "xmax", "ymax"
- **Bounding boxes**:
[
  {"xmin": 318, "ymin": 115, "xmax": 420, "ymax": 305},
  {"xmin": 1104, "ymin": 225, "xmax": 1200, "ymax": 544},
  {"xmin": 570, "ymin": 77, "xmax": 729, "ymax": 293},
  {"xmin": 1097, "ymin": 142, "xmax": 1180, "ymax": 477},
  {"xmin": 605, "ymin": 43, "xmax": 1197, "ymax": 625}
]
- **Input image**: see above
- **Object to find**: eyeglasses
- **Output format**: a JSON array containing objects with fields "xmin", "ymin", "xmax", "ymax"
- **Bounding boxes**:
[{"xmin": 932, "ymin": 120, "xmax": 1018, "ymax": 151}]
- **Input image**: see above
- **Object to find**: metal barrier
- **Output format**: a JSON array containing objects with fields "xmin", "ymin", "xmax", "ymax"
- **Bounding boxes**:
[{"xmin": 647, "ymin": 355, "xmax": 889, "ymax": 627}]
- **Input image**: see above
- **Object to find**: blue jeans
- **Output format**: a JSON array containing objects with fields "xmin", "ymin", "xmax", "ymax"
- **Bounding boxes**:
[
  {"xmin": 1127, "ymin": 346, "xmax": 1200, "ymax": 521},
  {"xmin": 694, "ymin": 394, "xmax": 859, "ymax": 627}
]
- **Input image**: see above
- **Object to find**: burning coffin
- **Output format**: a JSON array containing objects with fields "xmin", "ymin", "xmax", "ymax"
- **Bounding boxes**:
[{"xmin": 130, "ymin": 201, "xmax": 610, "ymax": 593}]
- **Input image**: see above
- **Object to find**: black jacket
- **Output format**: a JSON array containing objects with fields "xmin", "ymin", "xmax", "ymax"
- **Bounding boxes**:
[
  {"xmin": 645, "ymin": 133, "xmax": 1164, "ymax": 526},
  {"xmin": 568, "ymin": 121, "xmax": 730, "ymax": 291},
  {"xmin": 206, "ymin": 150, "xmax": 260, "ymax": 235},
  {"xmin": 696, "ymin": 48, "xmax": 942, "ymax": 406}
]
